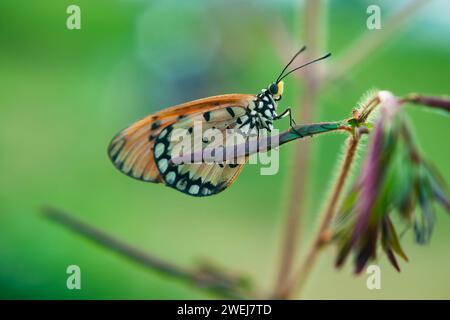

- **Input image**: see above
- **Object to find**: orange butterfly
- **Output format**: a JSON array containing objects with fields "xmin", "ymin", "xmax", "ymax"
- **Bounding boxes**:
[{"xmin": 108, "ymin": 47, "xmax": 330, "ymax": 196}]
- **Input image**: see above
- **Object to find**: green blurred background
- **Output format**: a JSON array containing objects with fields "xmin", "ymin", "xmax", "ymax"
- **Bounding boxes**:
[{"xmin": 0, "ymin": 0, "xmax": 449, "ymax": 299}]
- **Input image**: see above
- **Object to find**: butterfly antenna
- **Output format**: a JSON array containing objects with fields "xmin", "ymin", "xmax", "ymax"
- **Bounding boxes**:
[
  {"xmin": 275, "ymin": 46, "xmax": 307, "ymax": 83},
  {"xmin": 277, "ymin": 52, "xmax": 331, "ymax": 82}
]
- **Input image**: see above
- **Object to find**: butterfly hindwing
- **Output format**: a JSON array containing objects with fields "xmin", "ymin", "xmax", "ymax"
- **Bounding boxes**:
[{"xmin": 153, "ymin": 105, "xmax": 249, "ymax": 196}]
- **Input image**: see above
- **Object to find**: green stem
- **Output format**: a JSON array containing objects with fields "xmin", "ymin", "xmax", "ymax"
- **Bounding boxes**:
[
  {"xmin": 169, "ymin": 121, "xmax": 350, "ymax": 164},
  {"xmin": 279, "ymin": 121, "xmax": 348, "ymax": 146}
]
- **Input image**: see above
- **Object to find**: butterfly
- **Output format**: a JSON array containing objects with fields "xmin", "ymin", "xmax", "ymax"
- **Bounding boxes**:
[{"xmin": 108, "ymin": 46, "xmax": 331, "ymax": 196}]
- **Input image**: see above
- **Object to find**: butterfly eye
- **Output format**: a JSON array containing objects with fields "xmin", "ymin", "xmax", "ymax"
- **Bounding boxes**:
[{"xmin": 269, "ymin": 83, "xmax": 278, "ymax": 95}]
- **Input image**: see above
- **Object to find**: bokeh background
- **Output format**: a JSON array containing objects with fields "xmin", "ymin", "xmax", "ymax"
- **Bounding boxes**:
[{"xmin": 1, "ymin": 0, "xmax": 449, "ymax": 299}]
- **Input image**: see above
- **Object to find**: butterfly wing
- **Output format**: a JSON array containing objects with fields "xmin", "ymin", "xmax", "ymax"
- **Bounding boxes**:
[
  {"xmin": 153, "ymin": 106, "xmax": 253, "ymax": 196},
  {"xmin": 108, "ymin": 94, "xmax": 254, "ymax": 196}
]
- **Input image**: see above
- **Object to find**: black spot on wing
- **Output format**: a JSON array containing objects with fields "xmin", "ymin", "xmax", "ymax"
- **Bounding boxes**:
[
  {"xmin": 203, "ymin": 111, "xmax": 211, "ymax": 122},
  {"xmin": 226, "ymin": 107, "xmax": 235, "ymax": 118},
  {"xmin": 151, "ymin": 120, "xmax": 162, "ymax": 130}
]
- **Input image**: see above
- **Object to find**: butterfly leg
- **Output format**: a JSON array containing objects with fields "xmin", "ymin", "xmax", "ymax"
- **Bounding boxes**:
[{"xmin": 274, "ymin": 108, "xmax": 304, "ymax": 137}]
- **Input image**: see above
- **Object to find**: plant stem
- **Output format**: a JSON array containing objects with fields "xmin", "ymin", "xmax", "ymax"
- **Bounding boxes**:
[
  {"xmin": 273, "ymin": 0, "xmax": 326, "ymax": 297},
  {"xmin": 402, "ymin": 94, "xmax": 450, "ymax": 113},
  {"xmin": 41, "ymin": 206, "xmax": 249, "ymax": 299},
  {"xmin": 170, "ymin": 121, "xmax": 349, "ymax": 164},
  {"xmin": 277, "ymin": 135, "xmax": 360, "ymax": 299}
]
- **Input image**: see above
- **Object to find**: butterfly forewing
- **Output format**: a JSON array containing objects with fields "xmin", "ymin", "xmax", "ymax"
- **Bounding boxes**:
[
  {"xmin": 108, "ymin": 114, "xmax": 175, "ymax": 182},
  {"xmin": 108, "ymin": 94, "xmax": 254, "ymax": 196}
]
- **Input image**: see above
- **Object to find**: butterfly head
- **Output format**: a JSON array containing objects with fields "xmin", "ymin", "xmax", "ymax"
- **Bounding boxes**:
[{"xmin": 267, "ymin": 81, "xmax": 284, "ymax": 101}]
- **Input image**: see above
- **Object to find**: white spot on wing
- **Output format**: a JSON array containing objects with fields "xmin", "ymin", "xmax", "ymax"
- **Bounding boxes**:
[
  {"xmin": 158, "ymin": 158, "xmax": 168, "ymax": 173},
  {"xmin": 165, "ymin": 171, "xmax": 176, "ymax": 184},
  {"xmin": 189, "ymin": 185, "xmax": 200, "ymax": 195},
  {"xmin": 201, "ymin": 187, "xmax": 211, "ymax": 195},
  {"xmin": 159, "ymin": 128, "xmax": 168, "ymax": 138},
  {"xmin": 176, "ymin": 179, "xmax": 187, "ymax": 191},
  {"xmin": 154, "ymin": 143, "xmax": 165, "ymax": 158}
]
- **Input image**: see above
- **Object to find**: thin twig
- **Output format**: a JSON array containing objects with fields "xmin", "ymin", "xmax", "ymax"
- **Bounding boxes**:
[
  {"xmin": 327, "ymin": 0, "xmax": 429, "ymax": 82},
  {"xmin": 402, "ymin": 94, "xmax": 450, "ymax": 113},
  {"xmin": 277, "ymin": 135, "xmax": 361, "ymax": 298},
  {"xmin": 274, "ymin": 0, "xmax": 326, "ymax": 296},
  {"xmin": 41, "ymin": 206, "xmax": 250, "ymax": 299},
  {"xmin": 170, "ymin": 121, "xmax": 349, "ymax": 164}
]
